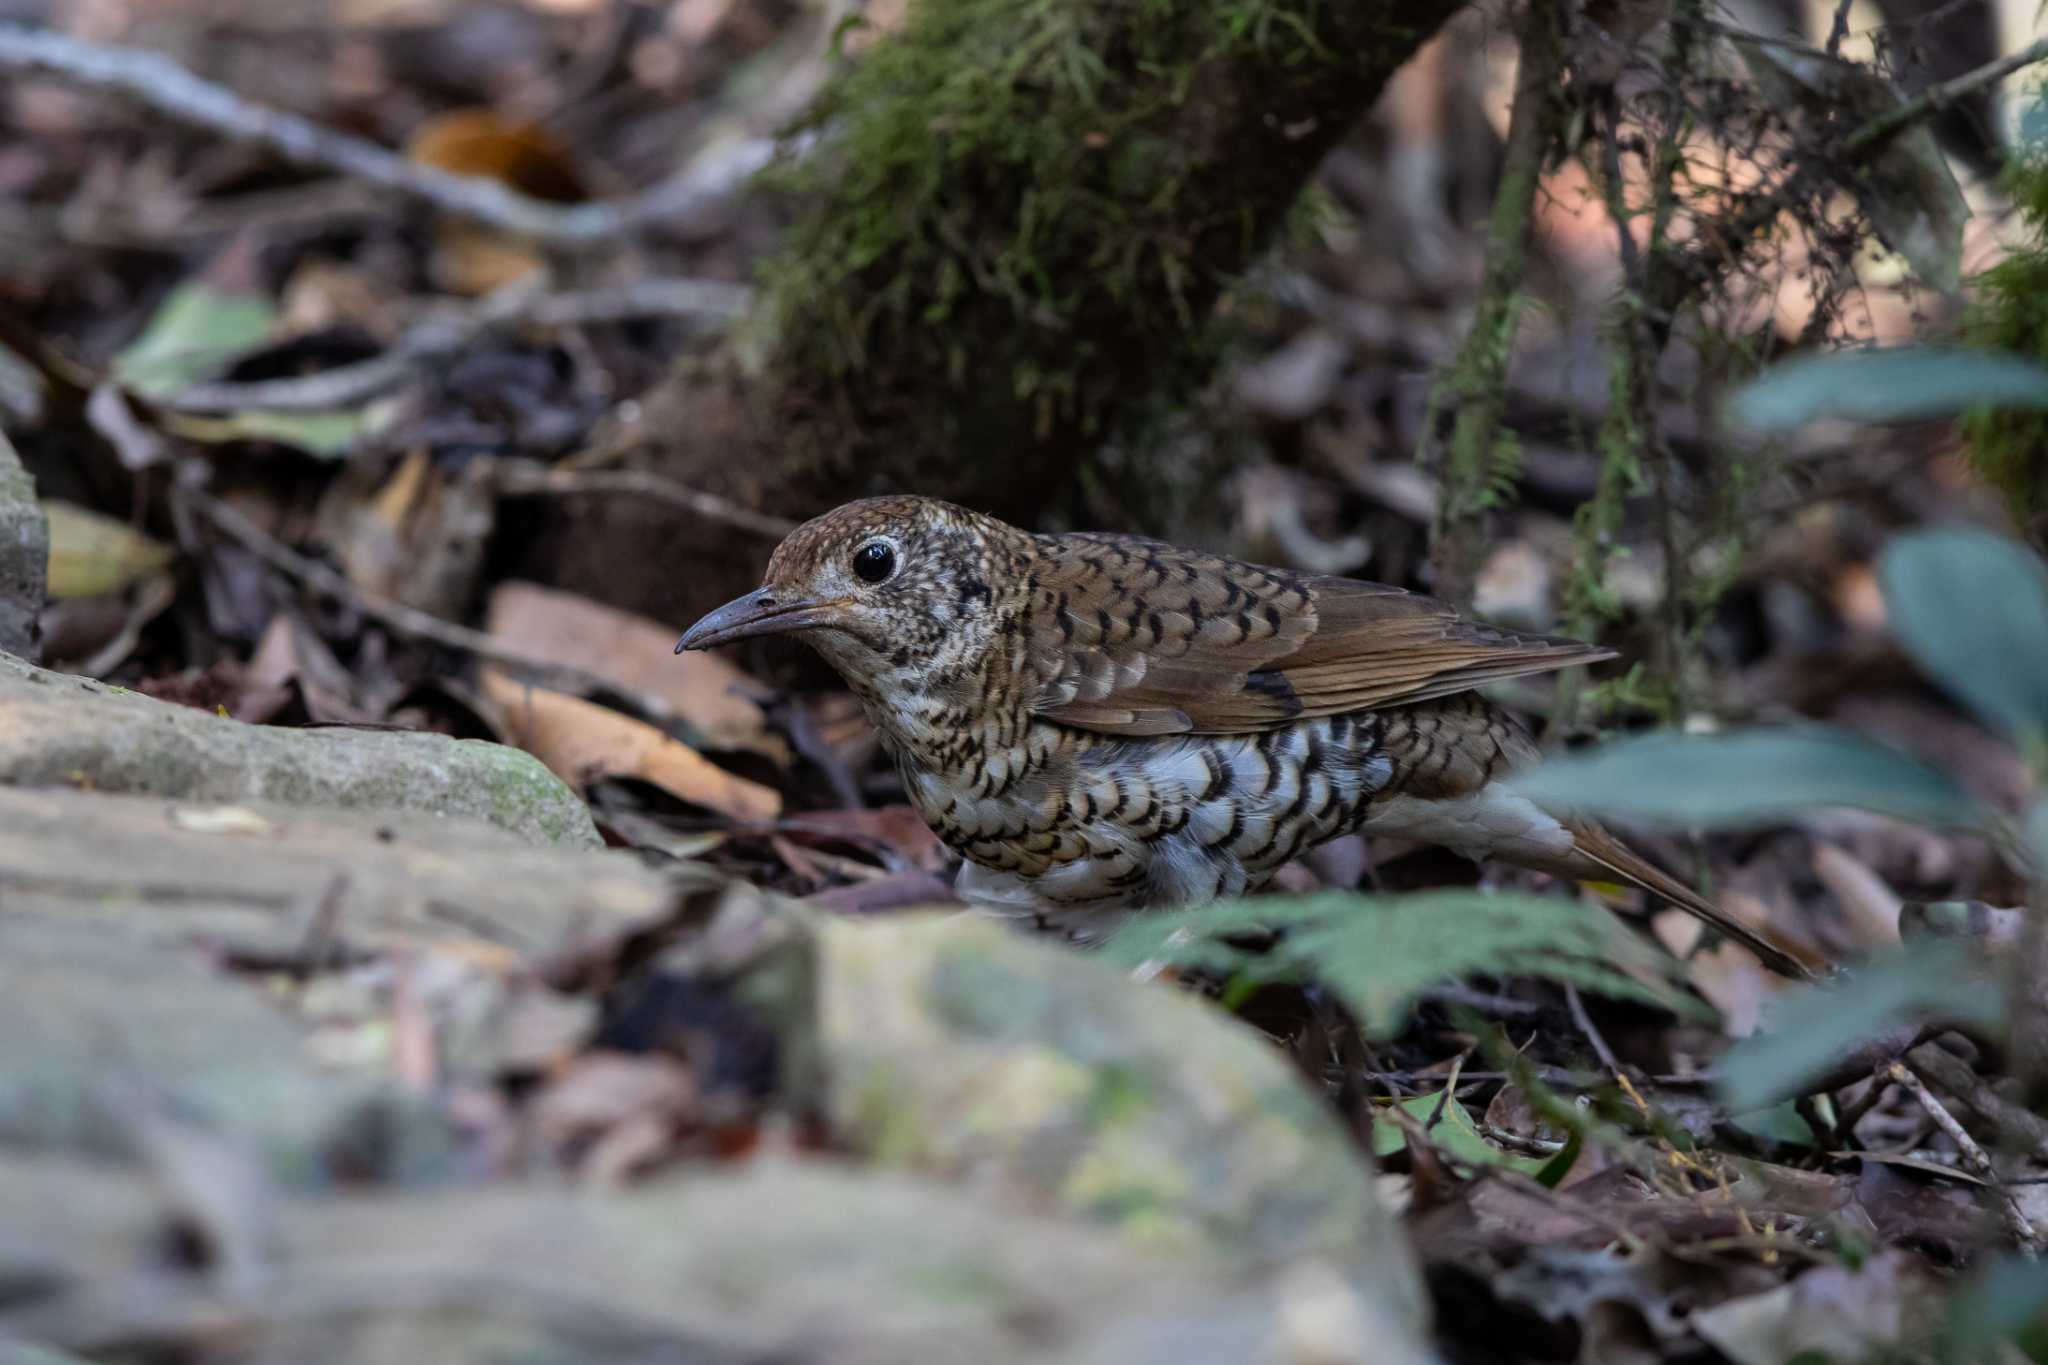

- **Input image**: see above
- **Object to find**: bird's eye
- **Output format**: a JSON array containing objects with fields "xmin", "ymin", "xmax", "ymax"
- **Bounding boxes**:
[{"xmin": 852, "ymin": 541, "xmax": 896, "ymax": 584}]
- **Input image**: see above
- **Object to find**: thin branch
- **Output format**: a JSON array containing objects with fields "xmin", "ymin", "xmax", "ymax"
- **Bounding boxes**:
[
  {"xmin": 1845, "ymin": 34, "xmax": 2048, "ymax": 157},
  {"xmin": 1891, "ymin": 1059, "xmax": 2041, "ymax": 1256},
  {"xmin": 181, "ymin": 484, "xmax": 681, "ymax": 721},
  {"xmin": 1565, "ymin": 984, "xmax": 1624, "ymax": 1075},
  {"xmin": 163, "ymin": 274, "xmax": 753, "ymax": 414},
  {"xmin": 0, "ymin": 22, "xmax": 779, "ymax": 246},
  {"xmin": 489, "ymin": 461, "xmax": 796, "ymax": 540},
  {"xmin": 1906, "ymin": 1044, "xmax": 2048, "ymax": 1162},
  {"xmin": 1655, "ymin": 31, "xmax": 2048, "ymax": 329}
]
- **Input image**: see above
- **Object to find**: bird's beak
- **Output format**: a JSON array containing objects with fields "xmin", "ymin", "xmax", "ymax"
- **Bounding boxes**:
[{"xmin": 674, "ymin": 588, "xmax": 848, "ymax": 653}]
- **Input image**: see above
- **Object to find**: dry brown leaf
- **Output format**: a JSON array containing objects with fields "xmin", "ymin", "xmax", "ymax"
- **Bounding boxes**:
[
  {"xmin": 316, "ymin": 451, "xmax": 495, "ymax": 618},
  {"xmin": 406, "ymin": 110, "xmax": 584, "ymax": 295},
  {"xmin": 1657, "ymin": 895, "xmax": 1781, "ymax": 1038},
  {"xmin": 480, "ymin": 668, "xmax": 781, "ymax": 823},
  {"xmin": 779, "ymin": 805, "xmax": 950, "ymax": 874},
  {"xmin": 486, "ymin": 581, "xmax": 786, "ymax": 762},
  {"xmin": 528, "ymin": 1051, "xmax": 696, "ymax": 1152},
  {"xmin": 1811, "ymin": 842, "xmax": 1902, "ymax": 948}
]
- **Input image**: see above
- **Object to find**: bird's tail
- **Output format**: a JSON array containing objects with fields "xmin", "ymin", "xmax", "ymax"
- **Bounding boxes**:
[{"xmin": 1557, "ymin": 819, "xmax": 1825, "ymax": 982}]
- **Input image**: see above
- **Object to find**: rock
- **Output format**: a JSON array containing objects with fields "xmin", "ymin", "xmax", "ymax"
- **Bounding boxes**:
[
  {"xmin": 813, "ymin": 913, "xmax": 1423, "ymax": 1292},
  {"xmin": 0, "ymin": 649, "xmax": 597, "ymax": 846},
  {"xmin": 0, "ymin": 1151, "xmax": 1436, "ymax": 1364},
  {"xmin": 0, "ymin": 431, "xmax": 48, "ymax": 658},
  {"xmin": 0, "ymin": 786, "xmax": 684, "ymax": 1180}
]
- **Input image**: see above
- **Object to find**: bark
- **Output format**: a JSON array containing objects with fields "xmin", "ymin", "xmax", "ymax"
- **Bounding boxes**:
[{"xmin": 525, "ymin": 0, "xmax": 1467, "ymax": 623}]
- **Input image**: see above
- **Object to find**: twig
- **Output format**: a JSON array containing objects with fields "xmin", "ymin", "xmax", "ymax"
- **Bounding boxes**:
[
  {"xmin": 1890, "ymin": 1059, "xmax": 2041, "ymax": 1256},
  {"xmin": 1565, "ymin": 984, "xmax": 1624, "ymax": 1075},
  {"xmin": 1908, "ymin": 1042, "xmax": 2048, "ymax": 1166},
  {"xmin": 490, "ymin": 460, "xmax": 794, "ymax": 540},
  {"xmin": 164, "ymin": 275, "xmax": 753, "ymax": 414},
  {"xmin": 1844, "ymin": 34, "xmax": 2048, "ymax": 157},
  {"xmin": 0, "ymin": 22, "xmax": 778, "ymax": 246},
  {"xmin": 1650, "ymin": 30, "xmax": 2048, "ymax": 341},
  {"xmin": 181, "ymin": 484, "xmax": 679, "ymax": 720}
]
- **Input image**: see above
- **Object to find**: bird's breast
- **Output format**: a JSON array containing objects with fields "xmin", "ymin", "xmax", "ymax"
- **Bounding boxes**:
[{"xmin": 911, "ymin": 712, "xmax": 1400, "ymax": 912}]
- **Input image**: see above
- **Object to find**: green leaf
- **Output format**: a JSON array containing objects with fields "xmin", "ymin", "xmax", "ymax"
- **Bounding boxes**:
[
  {"xmin": 1371, "ymin": 1091, "xmax": 1552, "ymax": 1174},
  {"xmin": 169, "ymin": 402, "xmax": 395, "ymax": 459},
  {"xmin": 1103, "ymin": 889, "xmax": 1709, "ymax": 1038},
  {"xmin": 113, "ymin": 281, "xmax": 278, "ymax": 398},
  {"xmin": 42, "ymin": 499, "xmax": 175, "ymax": 599},
  {"xmin": 1930, "ymin": 1254, "xmax": 2048, "ymax": 1364},
  {"xmin": 1509, "ymin": 727, "xmax": 1978, "ymax": 831},
  {"xmin": 1726, "ymin": 1099, "xmax": 1819, "ymax": 1149},
  {"xmin": 1879, "ymin": 527, "xmax": 2048, "ymax": 751},
  {"xmin": 1532, "ymin": 1130, "xmax": 1581, "ymax": 1188},
  {"xmin": 1717, "ymin": 946, "xmax": 2003, "ymax": 1112},
  {"xmin": 1727, "ymin": 347, "xmax": 2048, "ymax": 434}
]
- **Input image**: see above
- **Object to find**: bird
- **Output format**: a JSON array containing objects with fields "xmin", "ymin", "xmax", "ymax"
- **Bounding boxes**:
[{"xmin": 677, "ymin": 495, "xmax": 1816, "ymax": 980}]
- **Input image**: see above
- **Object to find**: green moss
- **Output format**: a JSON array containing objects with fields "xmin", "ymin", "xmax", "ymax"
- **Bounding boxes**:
[
  {"xmin": 461, "ymin": 740, "xmax": 600, "ymax": 849},
  {"xmin": 1963, "ymin": 103, "xmax": 2048, "ymax": 545},
  {"xmin": 757, "ymin": 0, "xmax": 1442, "ymax": 496}
]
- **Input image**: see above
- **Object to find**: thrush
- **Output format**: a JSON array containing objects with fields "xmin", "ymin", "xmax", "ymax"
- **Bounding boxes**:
[{"xmin": 678, "ymin": 495, "xmax": 1814, "ymax": 979}]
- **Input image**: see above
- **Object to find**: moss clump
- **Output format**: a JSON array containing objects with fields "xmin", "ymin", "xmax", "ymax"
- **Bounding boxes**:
[
  {"xmin": 1964, "ymin": 103, "xmax": 2048, "ymax": 545},
  {"xmin": 757, "ymin": 0, "xmax": 1445, "ymax": 513}
]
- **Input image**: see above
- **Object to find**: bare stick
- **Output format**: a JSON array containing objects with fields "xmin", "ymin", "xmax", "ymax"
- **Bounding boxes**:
[
  {"xmin": 1890, "ymin": 1059, "xmax": 2041, "ymax": 1256},
  {"xmin": 0, "ymin": 22, "xmax": 778, "ymax": 246},
  {"xmin": 182, "ymin": 485, "xmax": 680, "ymax": 722},
  {"xmin": 490, "ymin": 461, "xmax": 795, "ymax": 540},
  {"xmin": 1565, "ymin": 983, "xmax": 1624, "ymax": 1075},
  {"xmin": 1845, "ymin": 34, "xmax": 2048, "ymax": 157},
  {"xmin": 164, "ymin": 275, "xmax": 753, "ymax": 414}
]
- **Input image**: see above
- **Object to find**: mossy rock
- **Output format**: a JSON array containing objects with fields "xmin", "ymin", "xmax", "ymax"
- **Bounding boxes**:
[
  {"xmin": 0, "ymin": 650, "xmax": 598, "ymax": 847},
  {"xmin": 812, "ymin": 911, "xmax": 1420, "ymax": 1300}
]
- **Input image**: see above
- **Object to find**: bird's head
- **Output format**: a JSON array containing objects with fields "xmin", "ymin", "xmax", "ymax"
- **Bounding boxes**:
[{"xmin": 676, "ymin": 495, "xmax": 1020, "ymax": 695}]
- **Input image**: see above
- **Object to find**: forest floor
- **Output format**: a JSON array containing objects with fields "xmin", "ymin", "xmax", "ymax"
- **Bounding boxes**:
[{"xmin": 2, "ymin": 0, "xmax": 2047, "ymax": 1361}]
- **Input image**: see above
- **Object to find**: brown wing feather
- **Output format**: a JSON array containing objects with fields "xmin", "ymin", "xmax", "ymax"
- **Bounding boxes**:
[{"xmin": 1027, "ymin": 535, "xmax": 1611, "ymax": 736}]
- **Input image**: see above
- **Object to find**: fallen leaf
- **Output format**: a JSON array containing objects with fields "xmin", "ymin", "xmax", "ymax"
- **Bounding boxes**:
[
  {"xmin": 113, "ymin": 253, "xmax": 278, "ymax": 397},
  {"xmin": 486, "ymin": 581, "xmax": 785, "ymax": 762},
  {"xmin": 165, "ymin": 402, "xmax": 396, "ymax": 459},
  {"xmin": 1811, "ymin": 841, "xmax": 1902, "ymax": 947},
  {"xmin": 779, "ymin": 805, "xmax": 950, "ymax": 874},
  {"xmin": 481, "ymin": 668, "xmax": 781, "ymax": 823},
  {"xmin": 806, "ymin": 870, "xmax": 962, "ymax": 916},
  {"xmin": 318, "ymin": 450, "xmax": 495, "ymax": 616},
  {"xmin": 528, "ymin": 1050, "xmax": 696, "ymax": 1151},
  {"xmin": 42, "ymin": 499, "xmax": 174, "ymax": 599},
  {"xmin": 407, "ymin": 110, "xmax": 584, "ymax": 295}
]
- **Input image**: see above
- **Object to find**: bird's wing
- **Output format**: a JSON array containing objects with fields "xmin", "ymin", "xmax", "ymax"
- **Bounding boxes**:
[{"xmin": 1027, "ymin": 533, "xmax": 1611, "ymax": 736}]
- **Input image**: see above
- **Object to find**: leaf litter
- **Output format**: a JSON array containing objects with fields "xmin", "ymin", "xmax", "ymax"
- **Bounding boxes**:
[{"xmin": 3, "ymin": 0, "xmax": 2048, "ymax": 1359}]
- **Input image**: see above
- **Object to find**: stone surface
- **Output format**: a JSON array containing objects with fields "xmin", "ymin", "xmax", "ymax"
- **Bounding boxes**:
[
  {"xmin": 813, "ymin": 912, "xmax": 1421, "ymax": 1295},
  {"xmin": 0, "ymin": 430, "xmax": 48, "ymax": 658},
  {"xmin": 0, "ymin": 649, "xmax": 598, "ymax": 846},
  {"xmin": 0, "ymin": 787, "xmax": 684, "ymax": 1180},
  {"xmin": 0, "ymin": 1152, "xmax": 1435, "ymax": 1364}
]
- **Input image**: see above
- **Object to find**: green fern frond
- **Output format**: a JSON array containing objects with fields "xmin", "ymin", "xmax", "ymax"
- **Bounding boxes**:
[{"xmin": 1104, "ymin": 889, "xmax": 1711, "ymax": 1037}]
